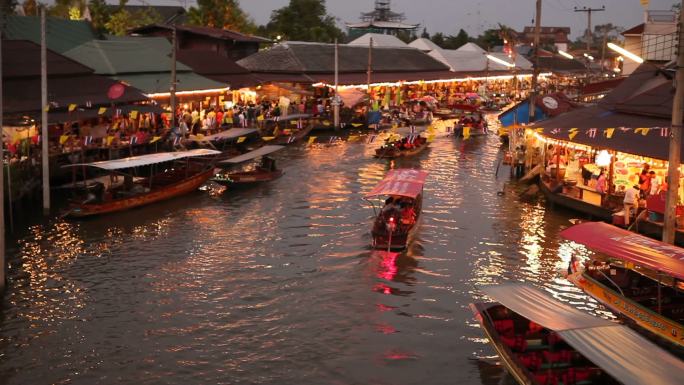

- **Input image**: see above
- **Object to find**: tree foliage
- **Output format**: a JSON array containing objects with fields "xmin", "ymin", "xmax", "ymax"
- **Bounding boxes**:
[
  {"xmin": 429, "ymin": 29, "xmax": 469, "ymax": 49},
  {"xmin": 87, "ymin": 0, "xmax": 110, "ymax": 32},
  {"xmin": 264, "ymin": 0, "xmax": 343, "ymax": 43},
  {"xmin": 187, "ymin": 0, "xmax": 256, "ymax": 33},
  {"xmin": 1, "ymin": 0, "xmax": 18, "ymax": 15},
  {"xmin": 21, "ymin": 0, "xmax": 37, "ymax": 16},
  {"xmin": 105, "ymin": 6, "xmax": 161, "ymax": 36}
]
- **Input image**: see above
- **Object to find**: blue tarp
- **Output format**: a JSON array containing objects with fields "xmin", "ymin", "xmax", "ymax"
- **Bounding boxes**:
[{"xmin": 498, "ymin": 100, "xmax": 547, "ymax": 127}]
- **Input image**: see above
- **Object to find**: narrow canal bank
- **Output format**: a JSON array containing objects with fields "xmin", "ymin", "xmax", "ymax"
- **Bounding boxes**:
[{"xmin": 0, "ymin": 131, "xmax": 599, "ymax": 385}]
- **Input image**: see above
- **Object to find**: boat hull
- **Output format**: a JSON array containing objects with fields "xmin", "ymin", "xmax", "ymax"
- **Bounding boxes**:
[
  {"xmin": 66, "ymin": 168, "xmax": 214, "ymax": 218},
  {"xmin": 539, "ymin": 178, "xmax": 613, "ymax": 221},
  {"xmin": 568, "ymin": 272, "xmax": 684, "ymax": 349},
  {"xmin": 374, "ymin": 142, "xmax": 428, "ymax": 159},
  {"xmin": 470, "ymin": 303, "xmax": 535, "ymax": 385},
  {"xmin": 212, "ymin": 169, "xmax": 283, "ymax": 186}
]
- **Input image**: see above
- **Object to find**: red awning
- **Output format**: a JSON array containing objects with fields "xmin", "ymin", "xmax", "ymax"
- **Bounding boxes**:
[
  {"xmin": 365, "ymin": 169, "xmax": 428, "ymax": 199},
  {"xmin": 560, "ymin": 222, "xmax": 684, "ymax": 280}
]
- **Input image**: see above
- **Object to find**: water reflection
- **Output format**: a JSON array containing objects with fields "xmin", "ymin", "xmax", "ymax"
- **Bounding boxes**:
[{"xmin": 1, "ymin": 119, "xmax": 601, "ymax": 385}]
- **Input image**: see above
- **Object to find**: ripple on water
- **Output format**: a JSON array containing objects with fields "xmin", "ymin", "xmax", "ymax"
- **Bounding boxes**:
[{"xmin": 1, "ymin": 118, "xmax": 601, "ymax": 385}]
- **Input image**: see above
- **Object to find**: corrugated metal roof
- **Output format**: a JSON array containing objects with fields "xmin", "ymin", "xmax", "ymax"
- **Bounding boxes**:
[
  {"xmin": 4, "ymin": 15, "xmax": 99, "ymax": 54},
  {"xmin": 2, "ymin": 40, "xmax": 147, "ymax": 115},
  {"xmin": 62, "ymin": 39, "xmax": 191, "ymax": 75},
  {"xmin": 408, "ymin": 38, "xmax": 442, "ymax": 52},
  {"xmin": 114, "ymin": 72, "xmax": 225, "ymax": 94},
  {"xmin": 238, "ymin": 42, "xmax": 449, "ymax": 74},
  {"xmin": 129, "ymin": 24, "xmax": 271, "ymax": 43},
  {"xmin": 429, "ymin": 49, "xmax": 532, "ymax": 72}
]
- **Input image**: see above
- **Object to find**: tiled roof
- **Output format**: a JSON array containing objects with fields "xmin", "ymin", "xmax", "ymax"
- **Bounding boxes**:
[
  {"xmin": 129, "ymin": 24, "xmax": 271, "ymax": 44},
  {"xmin": 3, "ymin": 15, "xmax": 99, "ymax": 54},
  {"xmin": 622, "ymin": 23, "xmax": 645, "ymax": 35},
  {"xmin": 237, "ymin": 42, "xmax": 449, "ymax": 74}
]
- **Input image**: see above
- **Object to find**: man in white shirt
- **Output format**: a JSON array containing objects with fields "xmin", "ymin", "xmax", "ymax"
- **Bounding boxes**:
[{"xmin": 623, "ymin": 185, "xmax": 640, "ymax": 226}]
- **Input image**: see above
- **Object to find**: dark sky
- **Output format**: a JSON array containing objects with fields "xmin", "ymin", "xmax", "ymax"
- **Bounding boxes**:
[{"xmin": 234, "ymin": 0, "xmax": 675, "ymax": 39}]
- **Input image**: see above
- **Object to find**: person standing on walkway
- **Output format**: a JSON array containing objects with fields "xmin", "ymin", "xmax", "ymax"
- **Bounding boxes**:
[{"xmin": 623, "ymin": 184, "xmax": 640, "ymax": 226}]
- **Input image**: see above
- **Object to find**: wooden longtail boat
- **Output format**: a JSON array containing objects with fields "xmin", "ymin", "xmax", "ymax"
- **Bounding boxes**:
[
  {"xmin": 562, "ymin": 222, "xmax": 684, "ymax": 349},
  {"xmin": 539, "ymin": 176, "xmax": 614, "ymax": 221},
  {"xmin": 64, "ymin": 149, "xmax": 221, "ymax": 218},
  {"xmin": 212, "ymin": 145, "xmax": 285, "ymax": 187},
  {"xmin": 364, "ymin": 169, "xmax": 427, "ymax": 250},
  {"xmin": 471, "ymin": 283, "xmax": 684, "ymax": 385},
  {"xmin": 374, "ymin": 136, "xmax": 429, "ymax": 159}
]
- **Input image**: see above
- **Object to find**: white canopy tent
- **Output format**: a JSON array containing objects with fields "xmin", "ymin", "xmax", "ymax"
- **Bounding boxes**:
[{"xmin": 67, "ymin": 149, "xmax": 221, "ymax": 171}]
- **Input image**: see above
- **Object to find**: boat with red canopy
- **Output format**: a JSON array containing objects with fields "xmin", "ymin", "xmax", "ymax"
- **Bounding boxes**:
[
  {"xmin": 471, "ymin": 283, "xmax": 684, "ymax": 385},
  {"xmin": 561, "ymin": 221, "xmax": 684, "ymax": 349},
  {"xmin": 364, "ymin": 169, "xmax": 428, "ymax": 250}
]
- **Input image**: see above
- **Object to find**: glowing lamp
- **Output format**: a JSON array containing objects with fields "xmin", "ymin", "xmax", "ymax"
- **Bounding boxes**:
[
  {"xmin": 607, "ymin": 43, "xmax": 643, "ymax": 63},
  {"xmin": 486, "ymin": 54, "xmax": 515, "ymax": 68},
  {"xmin": 558, "ymin": 50, "xmax": 574, "ymax": 59},
  {"xmin": 595, "ymin": 150, "xmax": 612, "ymax": 167}
]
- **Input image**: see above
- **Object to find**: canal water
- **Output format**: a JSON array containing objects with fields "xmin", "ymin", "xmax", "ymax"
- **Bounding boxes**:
[{"xmin": 0, "ymin": 123, "xmax": 603, "ymax": 385}]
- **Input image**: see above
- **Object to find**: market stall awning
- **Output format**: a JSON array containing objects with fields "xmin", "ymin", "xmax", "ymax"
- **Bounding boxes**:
[
  {"xmin": 531, "ymin": 105, "xmax": 674, "ymax": 160},
  {"xmin": 481, "ymin": 283, "xmax": 684, "ymax": 385},
  {"xmin": 66, "ymin": 149, "xmax": 221, "ymax": 170},
  {"xmin": 560, "ymin": 222, "xmax": 684, "ymax": 280},
  {"xmin": 45, "ymin": 104, "xmax": 163, "ymax": 125},
  {"xmin": 312, "ymin": 70, "xmax": 456, "ymax": 85},
  {"xmin": 365, "ymin": 169, "xmax": 428, "ymax": 199},
  {"xmin": 220, "ymin": 145, "xmax": 284, "ymax": 164}
]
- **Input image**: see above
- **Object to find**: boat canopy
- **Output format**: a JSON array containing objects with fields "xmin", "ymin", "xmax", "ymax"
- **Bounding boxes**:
[
  {"xmin": 481, "ymin": 283, "xmax": 684, "ymax": 385},
  {"xmin": 560, "ymin": 222, "xmax": 684, "ymax": 281},
  {"xmin": 365, "ymin": 169, "xmax": 428, "ymax": 199},
  {"xmin": 219, "ymin": 145, "xmax": 285, "ymax": 164},
  {"xmin": 66, "ymin": 149, "xmax": 221, "ymax": 170},
  {"xmin": 192, "ymin": 128, "xmax": 258, "ymax": 142}
]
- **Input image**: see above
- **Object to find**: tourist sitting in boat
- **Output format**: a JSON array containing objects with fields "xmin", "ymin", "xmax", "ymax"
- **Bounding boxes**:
[
  {"xmin": 259, "ymin": 156, "xmax": 277, "ymax": 172},
  {"xmin": 400, "ymin": 200, "xmax": 416, "ymax": 226}
]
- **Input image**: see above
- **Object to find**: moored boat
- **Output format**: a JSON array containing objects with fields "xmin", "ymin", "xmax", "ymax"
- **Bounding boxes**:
[
  {"xmin": 364, "ymin": 169, "xmax": 427, "ymax": 250},
  {"xmin": 471, "ymin": 283, "xmax": 684, "ymax": 385},
  {"xmin": 64, "ymin": 149, "xmax": 221, "ymax": 218},
  {"xmin": 374, "ymin": 135, "xmax": 428, "ymax": 159},
  {"xmin": 539, "ymin": 175, "xmax": 614, "ymax": 221},
  {"xmin": 561, "ymin": 222, "xmax": 684, "ymax": 349},
  {"xmin": 212, "ymin": 145, "xmax": 285, "ymax": 186}
]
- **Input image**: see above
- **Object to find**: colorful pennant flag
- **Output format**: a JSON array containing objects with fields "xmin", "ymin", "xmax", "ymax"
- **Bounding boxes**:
[
  {"xmin": 463, "ymin": 126, "xmax": 471, "ymax": 140},
  {"xmin": 106, "ymin": 136, "xmax": 115, "ymax": 146},
  {"xmin": 150, "ymin": 136, "xmax": 161, "ymax": 144},
  {"xmin": 68, "ymin": 104, "xmax": 77, "ymax": 112},
  {"xmin": 329, "ymin": 136, "xmax": 338, "ymax": 144},
  {"xmin": 660, "ymin": 127, "xmax": 669, "ymax": 137},
  {"xmin": 585, "ymin": 128, "xmax": 597, "ymax": 138},
  {"xmin": 307, "ymin": 136, "xmax": 317, "ymax": 145},
  {"xmin": 262, "ymin": 136, "xmax": 276, "ymax": 141},
  {"xmin": 604, "ymin": 128, "xmax": 615, "ymax": 138},
  {"xmin": 237, "ymin": 136, "xmax": 246, "ymax": 143},
  {"xmin": 351, "ymin": 123, "xmax": 363, "ymax": 128},
  {"xmin": 634, "ymin": 127, "xmax": 650, "ymax": 136},
  {"xmin": 130, "ymin": 110, "xmax": 139, "ymax": 120},
  {"xmin": 347, "ymin": 135, "xmax": 360, "ymax": 142},
  {"xmin": 287, "ymin": 136, "xmax": 296, "ymax": 144},
  {"xmin": 83, "ymin": 136, "xmax": 93, "ymax": 146},
  {"xmin": 98, "ymin": 107, "xmax": 107, "ymax": 115},
  {"xmin": 59, "ymin": 135, "xmax": 69, "ymax": 145}
]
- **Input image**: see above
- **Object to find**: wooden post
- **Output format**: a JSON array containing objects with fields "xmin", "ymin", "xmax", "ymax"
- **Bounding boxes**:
[
  {"xmin": 528, "ymin": 0, "xmax": 542, "ymax": 122},
  {"xmin": 608, "ymin": 150, "xmax": 615, "ymax": 195},
  {"xmin": 40, "ymin": 7, "xmax": 50, "ymax": 214},
  {"xmin": 663, "ymin": 0, "xmax": 684, "ymax": 244},
  {"xmin": 0, "ymin": 13, "xmax": 5, "ymax": 293},
  {"xmin": 333, "ymin": 39, "xmax": 340, "ymax": 129},
  {"xmin": 170, "ymin": 26, "xmax": 178, "ymax": 137},
  {"xmin": 367, "ymin": 37, "xmax": 373, "ymax": 97}
]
